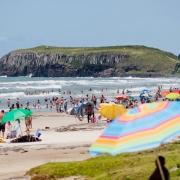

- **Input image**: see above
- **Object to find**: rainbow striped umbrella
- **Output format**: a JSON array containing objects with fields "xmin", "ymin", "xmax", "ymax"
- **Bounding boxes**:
[{"xmin": 89, "ymin": 101, "xmax": 180, "ymax": 156}]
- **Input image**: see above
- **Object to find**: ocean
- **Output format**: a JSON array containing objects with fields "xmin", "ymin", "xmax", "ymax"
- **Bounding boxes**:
[{"xmin": 0, "ymin": 76, "xmax": 179, "ymax": 112}]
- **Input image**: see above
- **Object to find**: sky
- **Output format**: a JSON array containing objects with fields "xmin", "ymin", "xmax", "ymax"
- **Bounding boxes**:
[{"xmin": 0, "ymin": 0, "xmax": 180, "ymax": 58}]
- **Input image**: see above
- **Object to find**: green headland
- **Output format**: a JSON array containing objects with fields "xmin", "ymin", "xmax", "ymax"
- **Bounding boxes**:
[{"xmin": 1, "ymin": 45, "xmax": 180, "ymax": 77}]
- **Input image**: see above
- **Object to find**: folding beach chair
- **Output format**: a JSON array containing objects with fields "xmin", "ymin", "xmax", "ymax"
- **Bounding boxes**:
[
  {"xmin": 6, "ymin": 125, "xmax": 20, "ymax": 139},
  {"xmin": 96, "ymin": 115, "xmax": 103, "ymax": 123},
  {"xmin": 32, "ymin": 128, "xmax": 41, "ymax": 138}
]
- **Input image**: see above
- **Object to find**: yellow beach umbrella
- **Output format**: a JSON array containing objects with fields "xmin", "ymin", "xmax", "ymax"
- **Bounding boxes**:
[
  {"xmin": 98, "ymin": 103, "xmax": 109, "ymax": 108},
  {"xmin": 99, "ymin": 104, "xmax": 127, "ymax": 120},
  {"xmin": 166, "ymin": 93, "xmax": 180, "ymax": 100}
]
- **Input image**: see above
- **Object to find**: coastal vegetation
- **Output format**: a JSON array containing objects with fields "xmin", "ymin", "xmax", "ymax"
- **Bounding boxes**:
[
  {"xmin": 13, "ymin": 45, "xmax": 178, "ymax": 58},
  {"xmin": 28, "ymin": 142, "xmax": 180, "ymax": 180},
  {"xmin": 1, "ymin": 45, "xmax": 180, "ymax": 77}
]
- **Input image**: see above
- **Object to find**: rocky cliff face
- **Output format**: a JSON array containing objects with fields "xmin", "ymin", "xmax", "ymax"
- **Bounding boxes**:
[
  {"xmin": 0, "ymin": 52, "xmax": 131, "ymax": 77},
  {"xmin": 0, "ymin": 50, "xmax": 175, "ymax": 77}
]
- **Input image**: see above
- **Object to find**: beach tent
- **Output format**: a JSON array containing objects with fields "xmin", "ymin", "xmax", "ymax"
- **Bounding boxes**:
[
  {"xmin": 67, "ymin": 102, "xmax": 87, "ymax": 120},
  {"xmin": 67, "ymin": 102, "xmax": 99, "ymax": 122},
  {"xmin": 66, "ymin": 107, "xmax": 76, "ymax": 115},
  {"xmin": 77, "ymin": 102, "xmax": 87, "ymax": 117}
]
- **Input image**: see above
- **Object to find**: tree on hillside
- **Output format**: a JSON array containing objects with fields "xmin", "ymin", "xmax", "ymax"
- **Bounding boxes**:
[{"xmin": 178, "ymin": 54, "xmax": 180, "ymax": 58}]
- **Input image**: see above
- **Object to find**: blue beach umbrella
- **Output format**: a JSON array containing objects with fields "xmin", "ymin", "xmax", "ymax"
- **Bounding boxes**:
[{"xmin": 141, "ymin": 89, "xmax": 150, "ymax": 94}]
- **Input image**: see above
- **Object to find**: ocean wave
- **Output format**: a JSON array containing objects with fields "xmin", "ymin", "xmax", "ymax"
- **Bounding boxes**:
[
  {"xmin": 0, "ymin": 91, "xmax": 60, "ymax": 98},
  {"xmin": 0, "ymin": 75, "xmax": 7, "ymax": 77},
  {"xmin": 0, "ymin": 92, "xmax": 26, "ymax": 98},
  {"xmin": 15, "ymin": 84, "xmax": 62, "ymax": 90}
]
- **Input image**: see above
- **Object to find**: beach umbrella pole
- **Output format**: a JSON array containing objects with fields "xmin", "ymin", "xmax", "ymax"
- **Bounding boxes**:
[
  {"xmin": 155, "ymin": 150, "xmax": 165, "ymax": 180},
  {"xmin": 75, "ymin": 115, "xmax": 77, "ymax": 124},
  {"xmin": 19, "ymin": 123, "xmax": 23, "ymax": 136}
]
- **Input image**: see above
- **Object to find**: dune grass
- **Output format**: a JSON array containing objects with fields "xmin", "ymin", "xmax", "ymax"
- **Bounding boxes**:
[{"xmin": 27, "ymin": 142, "xmax": 180, "ymax": 180}]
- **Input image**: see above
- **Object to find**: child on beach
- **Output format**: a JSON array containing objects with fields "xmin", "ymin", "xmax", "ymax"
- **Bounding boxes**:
[{"xmin": 86, "ymin": 105, "xmax": 94, "ymax": 123}]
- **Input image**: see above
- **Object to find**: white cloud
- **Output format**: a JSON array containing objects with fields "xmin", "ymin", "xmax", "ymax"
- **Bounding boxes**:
[{"xmin": 0, "ymin": 36, "xmax": 9, "ymax": 42}]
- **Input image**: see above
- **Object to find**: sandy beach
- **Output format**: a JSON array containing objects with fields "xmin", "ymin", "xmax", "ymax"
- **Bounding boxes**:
[
  {"xmin": 0, "ymin": 91, "xmax": 179, "ymax": 180},
  {"xmin": 0, "ymin": 112, "xmax": 104, "ymax": 180}
]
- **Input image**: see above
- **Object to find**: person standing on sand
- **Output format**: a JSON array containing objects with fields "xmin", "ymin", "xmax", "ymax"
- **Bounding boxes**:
[
  {"xmin": 0, "ymin": 110, "xmax": 5, "ymax": 138},
  {"xmin": 91, "ymin": 95, "xmax": 97, "ymax": 106},
  {"xmin": 63, "ymin": 99, "xmax": 68, "ymax": 113},
  {"xmin": 86, "ymin": 105, "xmax": 94, "ymax": 123},
  {"xmin": 100, "ymin": 95, "xmax": 105, "ymax": 103},
  {"xmin": 28, "ymin": 109, "xmax": 33, "ymax": 128},
  {"xmin": 55, "ymin": 98, "xmax": 59, "ymax": 113}
]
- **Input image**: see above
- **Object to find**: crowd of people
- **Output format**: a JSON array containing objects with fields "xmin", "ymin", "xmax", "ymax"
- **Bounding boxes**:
[
  {"xmin": 0, "ymin": 86, "xmax": 177, "ymax": 179},
  {"xmin": 0, "ymin": 85, "xmax": 179, "ymax": 141}
]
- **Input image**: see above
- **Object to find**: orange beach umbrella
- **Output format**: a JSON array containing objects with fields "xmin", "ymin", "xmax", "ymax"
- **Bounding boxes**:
[{"xmin": 161, "ymin": 91, "xmax": 170, "ymax": 96}]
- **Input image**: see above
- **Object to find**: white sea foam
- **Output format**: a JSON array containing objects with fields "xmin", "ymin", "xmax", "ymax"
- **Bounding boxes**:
[
  {"xmin": 0, "ymin": 75, "xmax": 7, "ymax": 77},
  {"xmin": 0, "ymin": 91, "xmax": 61, "ymax": 98},
  {"xmin": 0, "ymin": 77, "xmax": 179, "ymax": 111},
  {"xmin": 0, "ymin": 92, "xmax": 26, "ymax": 98},
  {"xmin": 15, "ymin": 84, "xmax": 62, "ymax": 90}
]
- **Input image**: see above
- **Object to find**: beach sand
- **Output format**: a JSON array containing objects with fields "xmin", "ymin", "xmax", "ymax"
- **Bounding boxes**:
[
  {"xmin": 2, "ymin": 104, "xmax": 180, "ymax": 180},
  {"xmin": 0, "ymin": 112, "xmax": 104, "ymax": 180}
]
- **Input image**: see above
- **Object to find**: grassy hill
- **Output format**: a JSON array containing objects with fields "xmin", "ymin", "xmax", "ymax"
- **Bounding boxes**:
[
  {"xmin": 13, "ymin": 45, "xmax": 177, "ymax": 57},
  {"xmin": 10, "ymin": 45, "xmax": 180, "ymax": 77},
  {"xmin": 27, "ymin": 143, "xmax": 180, "ymax": 180}
]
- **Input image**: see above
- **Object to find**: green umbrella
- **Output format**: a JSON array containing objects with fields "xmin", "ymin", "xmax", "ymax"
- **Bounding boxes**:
[
  {"xmin": 128, "ymin": 96, "xmax": 134, "ymax": 100},
  {"xmin": 0, "ymin": 109, "xmax": 33, "ymax": 124}
]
